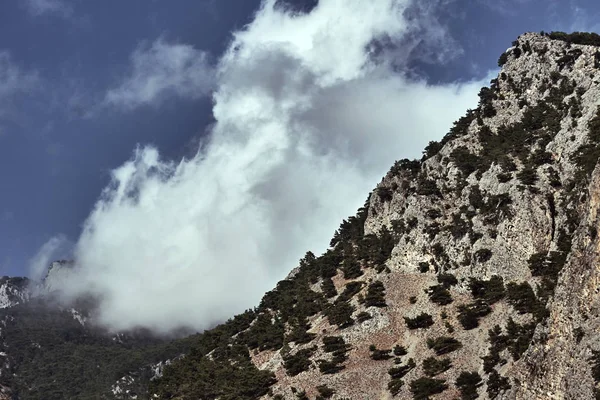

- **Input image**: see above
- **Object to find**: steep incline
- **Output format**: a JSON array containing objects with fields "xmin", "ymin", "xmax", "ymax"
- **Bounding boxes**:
[{"xmin": 148, "ymin": 31, "xmax": 600, "ymax": 400}]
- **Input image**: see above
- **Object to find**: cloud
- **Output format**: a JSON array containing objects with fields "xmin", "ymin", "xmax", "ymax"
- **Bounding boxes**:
[
  {"xmin": 23, "ymin": 0, "xmax": 72, "ymax": 18},
  {"xmin": 105, "ymin": 38, "xmax": 215, "ymax": 110},
  {"xmin": 28, "ymin": 236, "xmax": 71, "ymax": 282},
  {"xmin": 0, "ymin": 51, "xmax": 39, "ymax": 133},
  {"xmin": 49, "ymin": 0, "xmax": 488, "ymax": 333}
]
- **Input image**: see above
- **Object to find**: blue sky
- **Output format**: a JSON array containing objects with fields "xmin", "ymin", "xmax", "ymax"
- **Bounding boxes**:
[{"xmin": 0, "ymin": 0, "xmax": 599, "ymax": 279}]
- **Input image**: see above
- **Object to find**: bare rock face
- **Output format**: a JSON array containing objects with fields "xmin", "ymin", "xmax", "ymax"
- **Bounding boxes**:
[{"xmin": 149, "ymin": 32, "xmax": 600, "ymax": 400}]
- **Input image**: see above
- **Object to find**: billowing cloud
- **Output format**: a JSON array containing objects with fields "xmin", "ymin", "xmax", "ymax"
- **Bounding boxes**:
[
  {"xmin": 105, "ymin": 38, "xmax": 215, "ymax": 109},
  {"xmin": 48, "ymin": 0, "xmax": 488, "ymax": 333},
  {"xmin": 29, "ymin": 235, "xmax": 70, "ymax": 282}
]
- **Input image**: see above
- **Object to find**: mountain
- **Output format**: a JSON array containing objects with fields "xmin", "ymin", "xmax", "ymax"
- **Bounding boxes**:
[
  {"xmin": 5, "ymin": 30, "xmax": 600, "ymax": 399},
  {"xmin": 147, "ymin": 31, "xmax": 600, "ymax": 399}
]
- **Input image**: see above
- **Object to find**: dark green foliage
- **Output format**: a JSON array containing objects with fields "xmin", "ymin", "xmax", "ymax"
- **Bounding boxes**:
[
  {"xmin": 478, "ymin": 86, "xmax": 497, "ymax": 118},
  {"xmin": 370, "ymin": 346, "xmax": 393, "ymax": 360},
  {"xmin": 337, "ymin": 281, "xmax": 365, "ymax": 303},
  {"xmin": 318, "ymin": 336, "xmax": 351, "ymax": 374},
  {"xmin": 517, "ymin": 167, "xmax": 538, "ymax": 185},
  {"xmin": 387, "ymin": 378, "xmax": 405, "ymax": 396},
  {"xmin": 547, "ymin": 31, "xmax": 600, "ymax": 46},
  {"xmin": 321, "ymin": 277, "xmax": 337, "ymax": 298},
  {"xmin": 505, "ymin": 319, "xmax": 536, "ymax": 360},
  {"xmin": 482, "ymin": 325, "xmax": 508, "ymax": 373},
  {"xmin": 409, "ymin": 377, "xmax": 449, "ymax": 399},
  {"xmin": 316, "ymin": 385, "xmax": 335, "ymax": 399},
  {"xmin": 405, "ymin": 313, "xmax": 434, "ymax": 330},
  {"xmin": 469, "ymin": 275, "xmax": 505, "ymax": 304},
  {"xmin": 506, "ymin": 282, "xmax": 542, "ymax": 315},
  {"xmin": 377, "ymin": 186, "xmax": 394, "ymax": 202},
  {"xmin": 448, "ymin": 213, "xmax": 471, "ymax": 239},
  {"xmin": 409, "ymin": 296, "xmax": 418, "ymax": 304},
  {"xmin": 438, "ymin": 273, "xmax": 458, "ymax": 287},
  {"xmin": 364, "ymin": 281, "xmax": 387, "ymax": 307},
  {"xmin": 390, "ymin": 158, "xmax": 421, "ymax": 177},
  {"xmin": 286, "ymin": 318, "xmax": 316, "ymax": 345},
  {"xmin": 457, "ymin": 300, "xmax": 492, "ymax": 330},
  {"xmin": 325, "ymin": 301, "xmax": 355, "ymax": 328},
  {"xmin": 330, "ymin": 199, "xmax": 369, "ymax": 247},
  {"xmin": 356, "ymin": 311, "xmax": 372, "ymax": 323},
  {"xmin": 422, "ymin": 357, "xmax": 452, "ymax": 377},
  {"xmin": 480, "ymin": 193, "xmax": 513, "ymax": 225},
  {"xmin": 341, "ymin": 257, "xmax": 363, "ymax": 279},
  {"xmin": 318, "ymin": 336, "xmax": 350, "ymax": 374},
  {"xmin": 450, "ymin": 146, "xmax": 481, "ymax": 177},
  {"xmin": 590, "ymin": 350, "xmax": 600, "ymax": 384},
  {"xmin": 2, "ymin": 299, "xmax": 251, "ymax": 400},
  {"xmin": 440, "ymin": 109, "xmax": 477, "ymax": 146},
  {"xmin": 474, "ymin": 248, "xmax": 493, "ymax": 263},
  {"xmin": 427, "ymin": 337, "xmax": 462, "ymax": 355},
  {"xmin": 487, "ymin": 370, "xmax": 510, "ymax": 398},
  {"xmin": 456, "ymin": 372, "xmax": 483, "ymax": 400},
  {"xmin": 498, "ymin": 51, "xmax": 509, "ymax": 67},
  {"xmin": 418, "ymin": 261, "xmax": 430, "ymax": 273},
  {"xmin": 394, "ymin": 345, "xmax": 408, "ymax": 356},
  {"xmin": 428, "ymin": 285, "xmax": 453, "ymax": 305},
  {"xmin": 283, "ymin": 347, "xmax": 316, "ymax": 376},
  {"xmin": 416, "ymin": 177, "xmax": 441, "ymax": 197},
  {"xmin": 296, "ymin": 390, "xmax": 309, "ymax": 400},
  {"xmin": 423, "ymin": 140, "xmax": 443, "ymax": 160},
  {"xmin": 242, "ymin": 313, "xmax": 285, "ymax": 351}
]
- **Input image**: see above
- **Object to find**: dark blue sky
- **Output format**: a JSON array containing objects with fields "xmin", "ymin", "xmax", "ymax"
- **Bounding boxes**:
[{"xmin": 0, "ymin": 0, "xmax": 598, "ymax": 276}]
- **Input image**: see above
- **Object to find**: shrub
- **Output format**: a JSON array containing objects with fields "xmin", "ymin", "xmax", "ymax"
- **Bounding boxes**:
[
  {"xmin": 427, "ymin": 337, "xmax": 462, "ymax": 355},
  {"xmin": 325, "ymin": 301, "xmax": 355, "ymax": 328},
  {"xmin": 370, "ymin": 347, "xmax": 393, "ymax": 361},
  {"xmin": 469, "ymin": 276, "xmax": 505, "ymax": 304},
  {"xmin": 456, "ymin": 371, "xmax": 483, "ymax": 400},
  {"xmin": 365, "ymin": 281, "xmax": 387, "ymax": 307},
  {"xmin": 457, "ymin": 300, "xmax": 492, "ymax": 330},
  {"xmin": 474, "ymin": 248, "xmax": 493, "ymax": 263},
  {"xmin": 450, "ymin": 146, "xmax": 481, "ymax": 177},
  {"xmin": 487, "ymin": 370, "xmax": 510, "ymax": 398},
  {"xmin": 517, "ymin": 167, "xmax": 538, "ymax": 185},
  {"xmin": 283, "ymin": 347, "xmax": 315, "ymax": 376},
  {"xmin": 405, "ymin": 313, "xmax": 434, "ymax": 330},
  {"xmin": 422, "ymin": 357, "xmax": 452, "ymax": 377},
  {"xmin": 316, "ymin": 385, "xmax": 335, "ymax": 399},
  {"xmin": 506, "ymin": 282, "xmax": 540, "ymax": 315},
  {"xmin": 428, "ymin": 285, "xmax": 453, "ymax": 305},
  {"xmin": 409, "ymin": 377, "xmax": 448, "ymax": 399},
  {"xmin": 356, "ymin": 311, "xmax": 371, "ymax": 323},
  {"xmin": 393, "ymin": 345, "xmax": 408, "ymax": 356},
  {"xmin": 418, "ymin": 262, "xmax": 430, "ymax": 273},
  {"xmin": 498, "ymin": 51, "xmax": 509, "ymax": 67},
  {"xmin": 438, "ymin": 273, "xmax": 458, "ymax": 287}
]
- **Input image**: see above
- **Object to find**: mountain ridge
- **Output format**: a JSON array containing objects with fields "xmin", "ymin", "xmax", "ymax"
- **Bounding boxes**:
[{"xmin": 4, "ymin": 30, "xmax": 600, "ymax": 399}]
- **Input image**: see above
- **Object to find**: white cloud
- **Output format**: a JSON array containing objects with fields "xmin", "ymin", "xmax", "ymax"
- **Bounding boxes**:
[
  {"xmin": 29, "ymin": 236, "xmax": 70, "ymax": 282},
  {"xmin": 24, "ymin": 0, "xmax": 72, "ymax": 18},
  {"xmin": 48, "ymin": 0, "xmax": 488, "ymax": 333},
  {"xmin": 105, "ymin": 38, "xmax": 215, "ymax": 109}
]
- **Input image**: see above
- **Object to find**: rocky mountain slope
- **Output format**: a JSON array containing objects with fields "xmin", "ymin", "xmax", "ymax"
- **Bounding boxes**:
[
  {"xmin": 145, "ymin": 31, "xmax": 600, "ymax": 399},
  {"xmin": 5, "ymin": 31, "xmax": 600, "ymax": 399}
]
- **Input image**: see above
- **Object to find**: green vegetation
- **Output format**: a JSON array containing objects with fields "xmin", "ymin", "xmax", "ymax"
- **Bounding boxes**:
[
  {"xmin": 457, "ymin": 300, "xmax": 492, "ymax": 330},
  {"xmin": 547, "ymin": 31, "xmax": 600, "ymax": 46},
  {"xmin": 316, "ymin": 385, "xmax": 335, "ymax": 399},
  {"xmin": 456, "ymin": 371, "xmax": 483, "ymax": 400},
  {"xmin": 369, "ymin": 345, "xmax": 393, "ymax": 360},
  {"xmin": 364, "ymin": 281, "xmax": 387, "ymax": 307},
  {"xmin": 405, "ymin": 313, "xmax": 434, "ymax": 330},
  {"xmin": 469, "ymin": 275, "xmax": 505, "ymax": 304},
  {"xmin": 409, "ymin": 377, "xmax": 448, "ymax": 399},
  {"xmin": 317, "ymin": 336, "xmax": 351, "ymax": 374},
  {"xmin": 422, "ymin": 357, "xmax": 452, "ymax": 377},
  {"xmin": 283, "ymin": 347, "xmax": 316, "ymax": 376},
  {"xmin": 426, "ymin": 337, "xmax": 462, "ymax": 355}
]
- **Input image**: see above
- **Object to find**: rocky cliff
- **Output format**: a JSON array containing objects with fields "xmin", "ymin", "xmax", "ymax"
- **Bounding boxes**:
[
  {"xmin": 147, "ymin": 31, "xmax": 600, "ymax": 400},
  {"xmin": 6, "ymin": 31, "xmax": 600, "ymax": 400}
]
